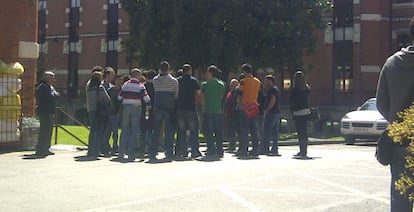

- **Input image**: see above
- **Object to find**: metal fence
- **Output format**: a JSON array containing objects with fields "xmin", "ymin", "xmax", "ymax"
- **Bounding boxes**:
[{"xmin": 0, "ymin": 76, "xmax": 22, "ymax": 146}]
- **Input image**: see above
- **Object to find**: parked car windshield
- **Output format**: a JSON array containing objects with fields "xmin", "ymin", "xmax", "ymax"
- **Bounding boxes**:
[{"xmin": 359, "ymin": 100, "xmax": 377, "ymax": 111}]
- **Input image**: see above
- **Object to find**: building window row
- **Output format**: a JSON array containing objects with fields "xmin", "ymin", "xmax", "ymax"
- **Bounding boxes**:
[
  {"xmin": 63, "ymin": 40, "xmax": 82, "ymax": 54},
  {"xmin": 71, "ymin": 0, "xmax": 80, "ymax": 8},
  {"xmin": 101, "ymin": 39, "xmax": 122, "ymax": 53},
  {"xmin": 39, "ymin": 0, "xmax": 47, "ymax": 10}
]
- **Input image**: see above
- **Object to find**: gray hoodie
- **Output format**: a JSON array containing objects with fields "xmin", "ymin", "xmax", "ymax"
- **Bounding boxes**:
[{"xmin": 376, "ymin": 45, "xmax": 414, "ymax": 122}]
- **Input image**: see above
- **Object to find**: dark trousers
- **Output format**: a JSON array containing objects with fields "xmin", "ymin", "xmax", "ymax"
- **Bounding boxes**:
[
  {"xmin": 36, "ymin": 113, "xmax": 54, "ymax": 155},
  {"xmin": 176, "ymin": 111, "xmax": 200, "ymax": 156},
  {"xmin": 87, "ymin": 111, "xmax": 100, "ymax": 157},
  {"xmin": 238, "ymin": 110, "xmax": 259, "ymax": 154},
  {"xmin": 391, "ymin": 146, "xmax": 413, "ymax": 212},
  {"xmin": 294, "ymin": 115, "xmax": 308, "ymax": 156},
  {"xmin": 204, "ymin": 113, "xmax": 224, "ymax": 155},
  {"xmin": 149, "ymin": 108, "xmax": 175, "ymax": 158}
]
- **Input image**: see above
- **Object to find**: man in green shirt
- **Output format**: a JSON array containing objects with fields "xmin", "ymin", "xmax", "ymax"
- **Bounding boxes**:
[{"xmin": 201, "ymin": 65, "xmax": 225, "ymax": 157}]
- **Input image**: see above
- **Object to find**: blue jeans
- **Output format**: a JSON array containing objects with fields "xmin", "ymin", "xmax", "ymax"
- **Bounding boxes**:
[
  {"xmin": 87, "ymin": 111, "xmax": 100, "ymax": 156},
  {"xmin": 176, "ymin": 111, "xmax": 200, "ymax": 156},
  {"xmin": 119, "ymin": 104, "xmax": 141, "ymax": 159},
  {"xmin": 391, "ymin": 146, "xmax": 413, "ymax": 212},
  {"xmin": 238, "ymin": 110, "xmax": 259, "ymax": 154},
  {"xmin": 149, "ymin": 107, "xmax": 175, "ymax": 158},
  {"xmin": 203, "ymin": 113, "xmax": 223, "ymax": 155},
  {"xmin": 262, "ymin": 113, "xmax": 280, "ymax": 153}
]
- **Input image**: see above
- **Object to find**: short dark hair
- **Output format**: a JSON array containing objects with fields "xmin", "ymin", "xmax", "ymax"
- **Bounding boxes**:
[
  {"xmin": 241, "ymin": 63, "xmax": 253, "ymax": 74},
  {"xmin": 182, "ymin": 64, "xmax": 192, "ymax": 73},
  {"xmin": 410, "ymin": 17, "xmax": 414, "ymax": 40},
  {"xmin": 144, "ymin": 70, "xmax": 157, "ymax": 80},
  {"xmin": 103, "ymin": 67, "xmax": 115, "ymax": 78},
  {"xmin": 265, "ymin": 75, "xmax": 275, "ymax": 84},
  {"xmin": 207, "ymin": 65, "xmax": 221, "ymax": 79},
  {"xmin": 238, "ymin": 73, "xmax": 246, "ymax": 81},
  {"xmin": 92, "ymin": 66, "xmax": 103, "ymax": 73},
  {"xmin": 160, "ymin": 61, "xmax": 170, "ymax": 72}
]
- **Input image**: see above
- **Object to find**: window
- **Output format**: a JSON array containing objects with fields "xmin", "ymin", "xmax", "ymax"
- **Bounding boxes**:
[
  {"xmin": 39, "ymin": 42, "xmax": 48, "ymax": 54},
  {"xmin": 335, "ymin": 66, "xmax": 352, "ymax": 92},
  {"xmin": 109, "ymin": 0, "xmax": 119, "ymax": 4},
  {"xmin": 335, "ymin": 27, "xmax": 353, "ymax": 41},
  {"xmin": 39, "ymin": 1, "xmax": 47, "ymax": 10},
  {"xmin": 71, "ymin": 0, "xmax": 80, "ymax": 8}
]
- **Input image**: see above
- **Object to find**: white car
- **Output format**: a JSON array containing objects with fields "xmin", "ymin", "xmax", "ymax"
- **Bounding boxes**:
[{"xmin": 340, "ymin": 98, "xmax": 388, "ymax": 144}]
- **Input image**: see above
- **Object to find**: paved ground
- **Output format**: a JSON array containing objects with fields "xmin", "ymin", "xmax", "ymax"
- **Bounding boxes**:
[{"xmin": 0, "ymin": 143, "xmax": 390, "ymax": 212}]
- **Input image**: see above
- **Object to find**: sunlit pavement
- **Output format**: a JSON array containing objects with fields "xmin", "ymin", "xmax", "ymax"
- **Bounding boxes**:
[{"xmin": 0, "ymin": 144, "xmax": 389, "ymax": 212}]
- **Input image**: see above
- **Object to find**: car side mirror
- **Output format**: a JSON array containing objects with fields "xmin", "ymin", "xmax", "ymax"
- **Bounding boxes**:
[{"xmin": 357, "ymin": 107, "xmax": 361, "ymax": 111}]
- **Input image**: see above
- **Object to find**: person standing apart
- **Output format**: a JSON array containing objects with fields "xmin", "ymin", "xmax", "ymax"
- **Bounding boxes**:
[
  {"xmin": 262, "ymin": 75, "xmax": 281, "ymax": 156},
  {"xmin": 149, "ymin": 61, "xmax": 179, "ymax": 161},
  {"xmin": 35, "ymin": 71, "xmax": 59, "ymax": 158},
  {"xmin": 201, "ymin": 65, "xmax": 225, "ymax": 158},
  {"xmin": 117, "ymin": 68, "xmax": 150, "ymax": 162},
  {"xmin": 176, "ymin": 64, "xmax": 202, "ymax": 158},
  {"xmin": 376, "ymin": 17, "xmax": 414, "ymax": 212},
  {"xmin": 290, "ymin": 71, "xmax": 311, "ymax": 158},
  {"xmin": 237, "ymin": 64, "xmax": 261, "ymax": 157},
  {"xmin": 86, "ymin": 71, "xmax": 110, "ymax": 158}
]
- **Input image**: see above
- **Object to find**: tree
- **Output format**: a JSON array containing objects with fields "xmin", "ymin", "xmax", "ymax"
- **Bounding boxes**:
[{"xmin": 121, "ymin": 0, "xmax": 330, "ymax": 73}]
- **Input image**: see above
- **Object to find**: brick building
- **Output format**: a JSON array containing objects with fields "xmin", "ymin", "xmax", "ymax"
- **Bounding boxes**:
[
  {"xmin": 39, "ymin": 0, "xmax": 414, "ymax": 107},
  {"xmin": 1, "ymin": 0, "xmax": 39, "ymax": 116},
  {"xmin": 38, "ymin": 0, "xmax": 131, "ymax": 98}
]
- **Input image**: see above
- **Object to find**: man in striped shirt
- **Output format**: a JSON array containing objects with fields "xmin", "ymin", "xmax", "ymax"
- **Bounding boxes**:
[
  {"xmin": 149, "ymin": 61, "xmax": 179, "ymax": 161},
  {"xmin": 118, "ymin": 68, "xmax": 150, "ymax": 162}
]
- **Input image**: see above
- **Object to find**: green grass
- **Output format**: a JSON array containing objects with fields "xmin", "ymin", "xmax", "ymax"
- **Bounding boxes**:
[{"xmin": 51, "ymin": 125, "xmax": 91, "ymax": 146}]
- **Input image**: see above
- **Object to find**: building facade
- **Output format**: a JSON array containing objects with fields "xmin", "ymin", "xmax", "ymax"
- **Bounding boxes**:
[
  {"xmin": 38, "ymin": 0, "xmax": 131, "ymax": 98},
  {"xmin": 39, "ymin": 0, "xmax": 414, "ymax": 106}
]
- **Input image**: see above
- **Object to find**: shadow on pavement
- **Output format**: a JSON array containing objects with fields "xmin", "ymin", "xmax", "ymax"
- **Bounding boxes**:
[
  {"xmin": 292, "ymin": 156, "xmax": 322, "ymax": 160},
  {"xmin": 196, "ymin": 156, "xmax": 222, "ymax": 162},
  {"xmin": 74, "ymin": 155, "xmax": 100, "ymax": 162}
]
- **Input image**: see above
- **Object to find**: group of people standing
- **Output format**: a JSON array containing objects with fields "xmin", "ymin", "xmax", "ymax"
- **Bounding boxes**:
[{"xmin": 83, "ymin": 61, "xmax": 312, "ymax": 162}]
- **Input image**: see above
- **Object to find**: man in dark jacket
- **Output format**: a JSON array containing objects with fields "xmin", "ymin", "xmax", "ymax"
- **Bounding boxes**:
[
  {"xmin": 35, "ymin": 71, "xmax": 59, "ymax": 157},
  {"xmin": 376, "ymin": 17, "xmax": 414, "ymax": 212}
]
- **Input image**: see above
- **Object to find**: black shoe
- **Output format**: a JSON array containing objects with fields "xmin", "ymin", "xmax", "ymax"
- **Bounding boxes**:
[
  {"xmin": 191, "ymin": 152, "xmax": 202, "ymax": 158},
  {"xmin": 46, "ymin": 151, "xmax": 55, "ymax": 156},
  {"xmin": 269, "ymin": 152, "xmax": 282, "ymax": 157},
  {"xmin": 249, "ymin": 150, "xmax": 259, "ymax": 157},
  {"xmin": 35, "ymin": 152, "xmax": 47, "ymax": 158},
  {"xmin": 127, "ymin": 157, "xmax": 135, "ymax": 162}
]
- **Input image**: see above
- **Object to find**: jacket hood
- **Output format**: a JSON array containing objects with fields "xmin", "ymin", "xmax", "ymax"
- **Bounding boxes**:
[{"xmin": 394, "ymin": 45, "xmax": 414, "ymax": 71}]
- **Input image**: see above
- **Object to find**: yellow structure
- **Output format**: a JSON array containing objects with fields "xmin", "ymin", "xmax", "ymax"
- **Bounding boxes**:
[{"xmin": 0, "ymin": 61, "xmax": 24, "ymax": 143}]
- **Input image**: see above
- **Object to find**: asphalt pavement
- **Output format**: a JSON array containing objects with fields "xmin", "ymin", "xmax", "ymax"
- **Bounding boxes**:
[{"xmin": 0, "ymin": 143, "xmax": 390, "ymax": 212}]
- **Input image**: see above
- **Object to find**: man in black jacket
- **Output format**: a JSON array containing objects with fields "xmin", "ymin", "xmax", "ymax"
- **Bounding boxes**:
[{"xmin": 35, "ymin": 71, "xmax": 59, "ymax": 157}]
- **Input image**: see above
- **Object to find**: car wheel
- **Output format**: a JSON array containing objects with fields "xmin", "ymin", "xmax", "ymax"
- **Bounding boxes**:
[{"xmin": 345, "ymin": 136, "xmax": 356, "ymax": 145}]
